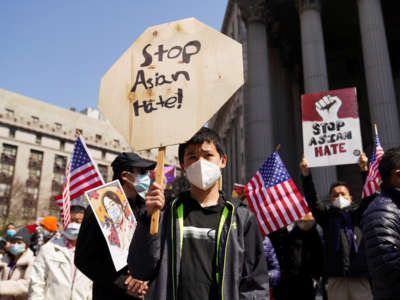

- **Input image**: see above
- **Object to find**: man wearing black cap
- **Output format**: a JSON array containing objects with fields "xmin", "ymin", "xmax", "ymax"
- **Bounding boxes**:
[{"xmin": 75, "ymin": 152, "xmax": 156, "ymax": 300}]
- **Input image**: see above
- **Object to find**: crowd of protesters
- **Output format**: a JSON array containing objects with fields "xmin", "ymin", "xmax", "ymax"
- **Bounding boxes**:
[{"xmin": 0, "ymin": 127, "xmax": 399, "ymax": 300}]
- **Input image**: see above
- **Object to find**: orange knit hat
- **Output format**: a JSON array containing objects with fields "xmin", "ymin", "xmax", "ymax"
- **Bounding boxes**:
[{"xmin": 40, "ymin": 216, "xmax": 58, "ymax": 232}]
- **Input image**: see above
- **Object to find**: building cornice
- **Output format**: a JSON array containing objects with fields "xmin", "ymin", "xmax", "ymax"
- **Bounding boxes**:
[
  {"xmin": 237, "ymin": 0, "xmax": 267, "ymax": 24},
  {"xmin": 295, "ymin": 0, "xmax": 322, "ymax": 14},
  {"xmin": 0, "ymin": 115, "xmax": 125, "ymax": 153}
]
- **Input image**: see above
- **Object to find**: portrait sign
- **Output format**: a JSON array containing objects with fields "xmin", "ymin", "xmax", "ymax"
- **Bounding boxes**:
[
  {"xmin": 85, "ymin": 180, "xmax": 137, "ymax": 271},
  {"xmin": 301, "ymin": 87, "xmax": 363, "ymax": 167},
  {"xmin": 98, "ymin": 17, "xmax": 244, "ymax": 151}
]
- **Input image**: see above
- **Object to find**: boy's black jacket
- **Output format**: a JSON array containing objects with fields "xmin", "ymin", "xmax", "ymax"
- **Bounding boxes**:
[{"xmin": 128, "ymin": 191, "xmax": 269, "ymax": 300}]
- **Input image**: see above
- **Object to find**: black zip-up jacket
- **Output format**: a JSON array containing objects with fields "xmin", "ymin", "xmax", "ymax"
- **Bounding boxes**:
[
  {"xmin": 301, "ymin": 174, "xmax": 373, "ymax": 278},
  {"xmin": 128, "ymin": 192, "xmax": 269, "ymax": 300},
  {"xmin": 74, "ymin": 196, "xmax": 147, "ymax": 300},
  {"xmin": 362, "ymin": 184, "xmax": 400, "ymax": 300}
]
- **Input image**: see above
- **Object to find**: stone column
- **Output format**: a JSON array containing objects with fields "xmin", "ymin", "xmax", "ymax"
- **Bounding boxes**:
[
  {"xmin": 297, "ymin": 0, "xmax": 337, "ymax": 199},
  {"xmin": 238, "ymin": 0, "xmax": 275, "ymax": 180},
  {"xmin": 357, "ymin": 0, "xmax": 400, "ymax": 149}
]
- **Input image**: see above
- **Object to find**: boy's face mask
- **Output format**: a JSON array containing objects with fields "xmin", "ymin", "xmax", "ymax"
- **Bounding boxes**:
[{"xmin": 185, "ymin": 158, "xmax": 221, "ymax": 191}]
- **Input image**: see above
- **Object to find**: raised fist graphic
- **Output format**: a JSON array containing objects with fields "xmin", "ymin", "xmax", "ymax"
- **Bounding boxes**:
[{"xmin": 315, "ymin": 95, "xmax": 342, "ymax": 121}]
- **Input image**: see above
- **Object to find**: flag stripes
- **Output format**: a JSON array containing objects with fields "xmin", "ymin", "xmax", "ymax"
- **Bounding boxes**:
[
  {"xmin": 362, "ymin": 134, "xmax": 384, "ymax": 199},
  {"xmin": 245, "ymin": 151, "xmax": 310, "ymax": 236},
  {"xmin": 55, "ymin": 136, "xmax": 104, "ymax": 230}
]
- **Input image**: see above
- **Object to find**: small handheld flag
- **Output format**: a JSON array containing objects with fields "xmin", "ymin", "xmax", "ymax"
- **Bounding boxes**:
[
  {"xmin": 362, "ymin": 128, "xmax": 384, "ymax": 199},
  {"xmin": 245, "ymin": 151, "xmax": 310, "ymax": 235},
  {"xmin": 56, "ymin": 136, "xmax": 104, "ymax": 230}
]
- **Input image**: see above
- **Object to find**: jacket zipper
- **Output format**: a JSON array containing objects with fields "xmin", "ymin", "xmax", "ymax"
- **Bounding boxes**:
[
  {"xmin": 171, "ymin": 198, "xmax": 179, "ymax": 300},
  {"xmin": 219, "ymin": 201, "xmax": 234, "ymax": 300},
  {"xmin": 171, "ymin": 198, "xmax": 235, "ymax": 300}
]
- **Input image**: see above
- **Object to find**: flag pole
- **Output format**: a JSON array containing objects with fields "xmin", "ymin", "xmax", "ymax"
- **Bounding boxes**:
[
  {"xmin": 373, "ymin": 123, "xmax": 378, "ymax": 136},
  {"xmin": 276, "ymin": 144, "xmax": 281, "ymax": 152},
  {"xmin": 76, "ymin": 129, "xmax": 82, "ymax": 136},
  {"xmin": 150, "ymin": 146, "xmax": 166, "ymax": 235}
]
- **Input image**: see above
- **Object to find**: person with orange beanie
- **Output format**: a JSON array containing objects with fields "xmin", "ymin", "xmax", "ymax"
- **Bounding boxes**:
[
  {"xmin": 40, "ymin": 217, "xmax": 58, "ymax": 233},
  {"xmin": 30, "ymin": 216, "xmax": 59, "ymax": 255}
]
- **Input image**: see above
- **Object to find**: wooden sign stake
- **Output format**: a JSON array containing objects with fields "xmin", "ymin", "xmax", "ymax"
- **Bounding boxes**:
[
  {"xmin": 150, "ymin": 146, "xmax": 166, "ymax": 235},
  {"xmin": 373, "ymin": 123, "xmax": 378, "ymax": 136}
]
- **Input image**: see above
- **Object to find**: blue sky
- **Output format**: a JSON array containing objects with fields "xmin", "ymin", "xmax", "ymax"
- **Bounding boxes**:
[{"xmin": 0, "ymin": 0, "xmax": 229, "ymax": 111}]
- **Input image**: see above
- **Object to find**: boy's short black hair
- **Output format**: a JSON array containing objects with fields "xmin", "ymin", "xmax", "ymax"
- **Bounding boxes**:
[
  {"xmin": 329, "ymin": 181, "xmax": 352, "ymax": 196},
  {"xmin": 379, "ymin": 147, "xmax": 400, "ymax": 184},
  {"xmin": 178, "ymin": 127, "xmax": 226, "ymax": 164}
]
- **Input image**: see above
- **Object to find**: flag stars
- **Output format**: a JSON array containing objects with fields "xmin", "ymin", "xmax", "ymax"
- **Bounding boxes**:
[
  {"xmin": 259, "ymin": 152, "xmax": 290, "ymax": 187},
  {"xmin": 70, "ymin": 139, "xmax": 91, "ymax": 170}
]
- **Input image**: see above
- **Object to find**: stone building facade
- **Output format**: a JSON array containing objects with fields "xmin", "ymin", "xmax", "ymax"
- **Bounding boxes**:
[
  {"xmin": 210, "ymin": 0, "xmax": 400, "ymax": 200},
  {"xmin": 0, "ymin": 88, "xmax": 179, "ymax": 224}
]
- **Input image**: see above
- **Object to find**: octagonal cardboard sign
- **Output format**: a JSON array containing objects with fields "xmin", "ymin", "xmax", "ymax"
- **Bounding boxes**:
[{"xmin": 98, "ymin": 18, "xmax": 244, "ymax": 151}]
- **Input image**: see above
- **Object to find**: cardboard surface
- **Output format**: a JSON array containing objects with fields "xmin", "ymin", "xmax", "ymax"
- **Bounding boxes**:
[{"xmin": 98, "ymin": 18, "xmax": 244, "ymax": 150}]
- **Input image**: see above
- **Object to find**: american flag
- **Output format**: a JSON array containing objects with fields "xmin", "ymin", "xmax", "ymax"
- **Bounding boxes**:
[
  {"xmin": 245, "ymin": 151, "xmax": 310, "ymax": 236},
  {"xmin": 56, "ymin": 136, "xmax": 104, "ymax": 229},
  {"xmin": 362, "ymin": 134, "xmax": 384, "ymax": 199}
]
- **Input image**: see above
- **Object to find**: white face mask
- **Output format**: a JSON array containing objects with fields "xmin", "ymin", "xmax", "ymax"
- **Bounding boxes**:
[
  {"xmin": 185, "ymin": 159, "xmax": 221, "ymax": 191},
  {"xmin": 332, "ymin": 196, "xmax": 351, "ymax": 209}
]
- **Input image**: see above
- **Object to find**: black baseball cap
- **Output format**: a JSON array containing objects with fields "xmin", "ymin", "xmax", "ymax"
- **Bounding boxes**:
[
  {"xmin": 111, "ymin": 152, "xmax": 156, "ymax": 172},
  {"xmin": 13, "ymin": 227, "xmax": 32, "ymax": 246}
]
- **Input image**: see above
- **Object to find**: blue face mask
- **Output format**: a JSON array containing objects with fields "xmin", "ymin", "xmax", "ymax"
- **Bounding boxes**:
[
  {"xmin": 6, "ymin": 229, "xmax": 16, "ymax": 238},
  {"xmin": 107, "ymin": 206, "xmax": 122, "ymax": 223},
  {"xmin": 127, "ymin": 174, "xmax": 151, "ymax": 199},
  {"xmin": 9, "ymin": 244, "xmax": 26, "ymax": 256},
  {"xmin": 133, "ymin": 174, "xmax": 151, "ymax": 193},
  {"xmin": 63, "ymin": 222, "xmax": 81, "ymax": 241},
  {"xmin": 41, "ymin": 227, "xmax": 50, "ymax": 238}
]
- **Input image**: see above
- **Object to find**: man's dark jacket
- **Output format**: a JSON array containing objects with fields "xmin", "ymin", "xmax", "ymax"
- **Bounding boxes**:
[
  {"xmin": 271, "ymin": 225, "xmax": 323, "ymax": 300},
  {"xmin": 75, "ymin": 196, "xmax": 147, "ymax": 300},
  {"xmin": 302, "ymin": 174, "xmax": 372, "ymax": 278},
  {"xmin": 362, "ymin": 184, "xmax": 400, "ymax": 300},
  {"xmin": 127, "ymin": 192, "xmax": 269, "ymax": 300}
]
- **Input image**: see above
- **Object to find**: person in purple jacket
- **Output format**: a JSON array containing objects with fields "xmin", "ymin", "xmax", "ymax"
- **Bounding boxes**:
[{"xmin": 263, "ymin": 236, "xmax": 281, "ymax": 290}]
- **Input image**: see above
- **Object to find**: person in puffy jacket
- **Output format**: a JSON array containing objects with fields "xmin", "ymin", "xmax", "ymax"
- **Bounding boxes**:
[
  {"xmin": 362, "ymin": 147, "xmax": 400, "ymax": 300},
  {"xmin": 0, "ymin": 228, "xmax": 34, "ymax": 300},
  {"xmin": 263, "ymin": 236, "xmax": 280, "ymax": 289},
  {"xmin": 29, "ymin": 205, "xmax": 92, "ymax": 300}
]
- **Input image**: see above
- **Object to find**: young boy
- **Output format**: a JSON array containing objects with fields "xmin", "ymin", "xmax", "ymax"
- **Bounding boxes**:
[{"xmin": 128, "ymin": 127, "xmax": 269, "ymax": 300}]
